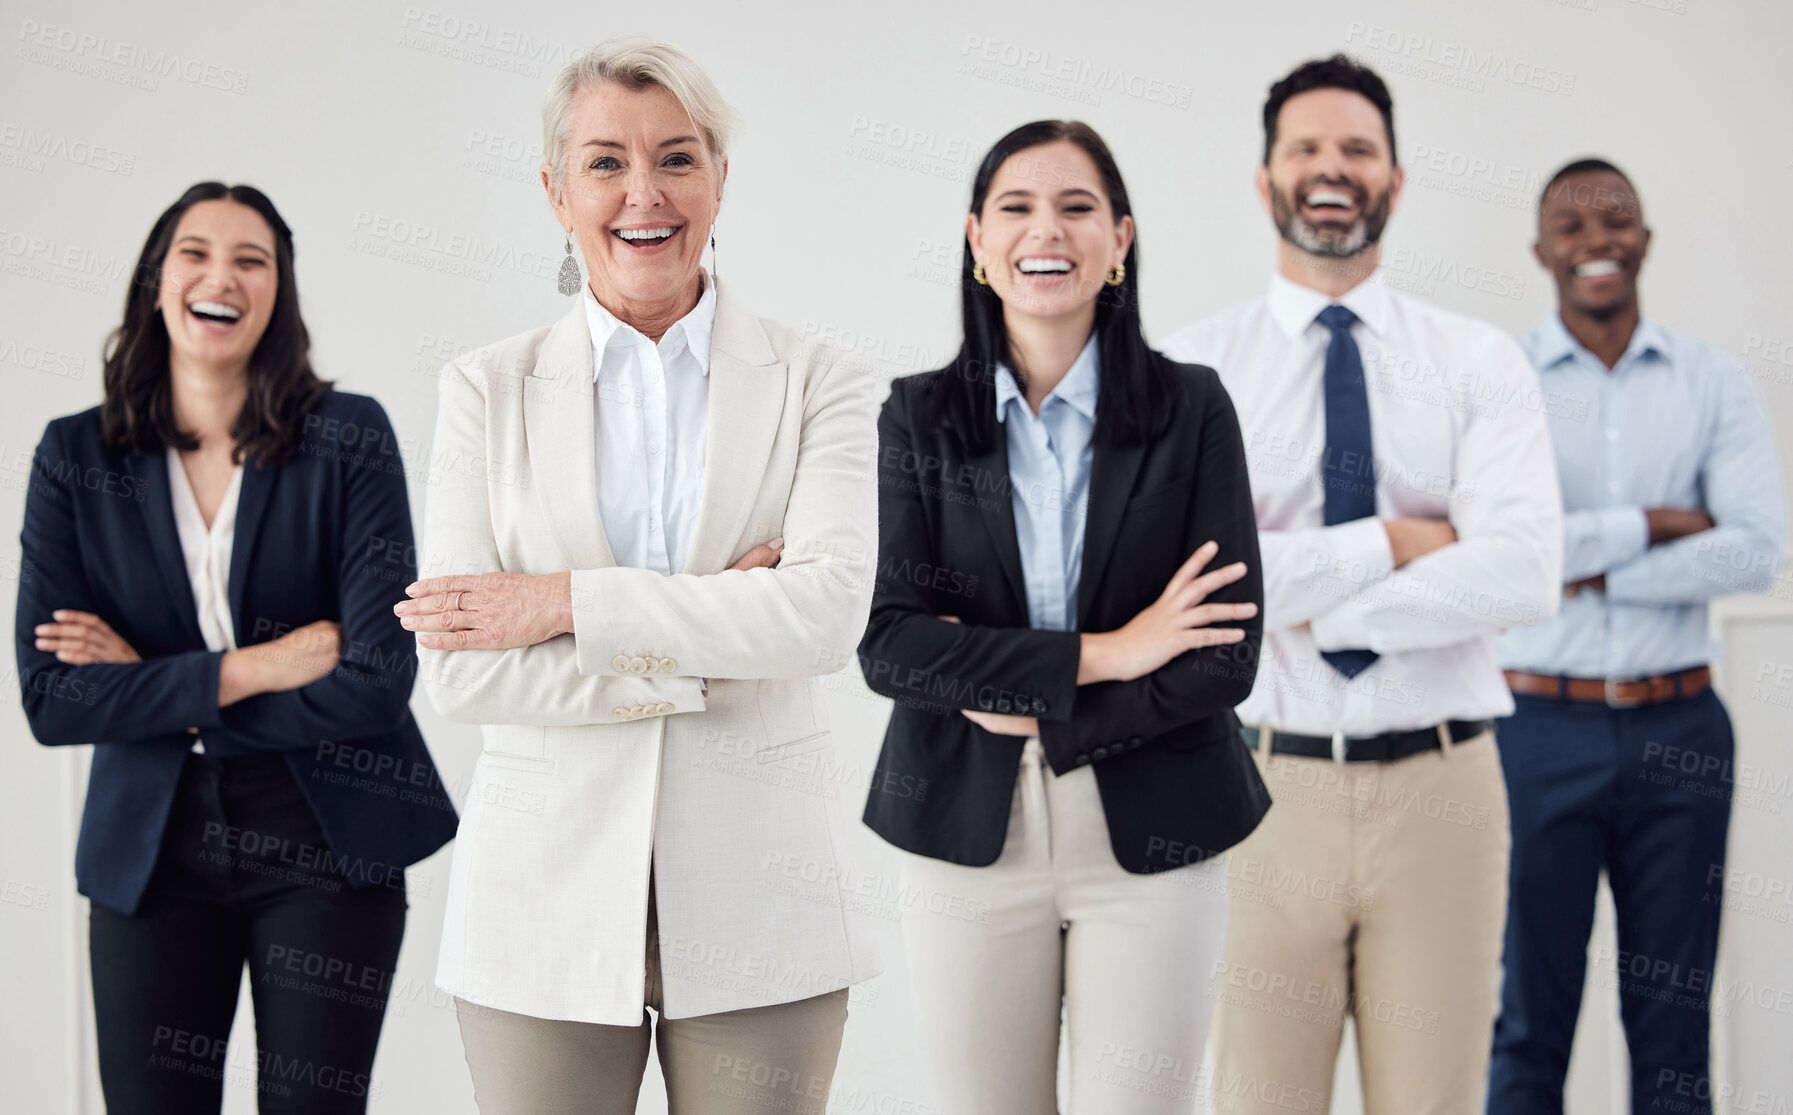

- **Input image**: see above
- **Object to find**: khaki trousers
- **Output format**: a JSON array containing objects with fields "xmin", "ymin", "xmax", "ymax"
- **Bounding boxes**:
[
  {"xmin": 455, "ymin": 873, "xmax": 849, "ymax": 1115},
  {"xmin": 899, "ymin": 736, "xmax": 1232, "ymax": 1114},
  {"xmin": 1208, "ymin": 729, "xmax": 1510, "ymax": 1115}
]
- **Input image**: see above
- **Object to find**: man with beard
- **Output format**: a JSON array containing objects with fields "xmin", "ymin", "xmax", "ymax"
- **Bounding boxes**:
[
  {"xmin": 1489, "ymin": 161, "xmax": 1783, "ymax": 1115},
  {"xmin": 1161, "ymin": 55, "xmax": 1563, "ymax": 1112}
]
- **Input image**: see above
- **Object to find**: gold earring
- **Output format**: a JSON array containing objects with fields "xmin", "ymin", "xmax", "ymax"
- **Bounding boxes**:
[
  {"xmin": 1105, "ymin": 263, "xmax": 1126, "ymax": 287},
  {"xmin": 972, "ymin": 261, "xmax": 988, "ymax": 285}
]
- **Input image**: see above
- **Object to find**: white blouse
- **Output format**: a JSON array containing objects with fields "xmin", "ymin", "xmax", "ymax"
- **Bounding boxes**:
[
  {"xmin": 581, "ymin": 270, "xmax": 716, "ymax": 577},
  {"xmin": 166, "ymin": 446, "xmax": 244, "ymax": 750}
]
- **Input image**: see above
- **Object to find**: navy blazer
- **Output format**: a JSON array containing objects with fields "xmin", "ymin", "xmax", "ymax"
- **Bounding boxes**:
[{"xmin": 15, "ymin": 389, "xmax": 458, "ymax": 915}]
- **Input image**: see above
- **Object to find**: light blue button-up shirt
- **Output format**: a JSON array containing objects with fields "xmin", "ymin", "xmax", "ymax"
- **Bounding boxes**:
[
  {"xmin": 1498, "ymin": 314, "xmax": 1784, "ymax": 677},
  {"xmin": 995, "ymin": 336, "xmax": 1099, "ymax": 633}
]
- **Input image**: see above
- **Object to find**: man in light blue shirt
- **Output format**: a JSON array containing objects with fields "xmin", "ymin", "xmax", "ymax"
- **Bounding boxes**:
[{"xmin": 1490, "ymin": 159, "xmax": 1784, "ymax": 1115}]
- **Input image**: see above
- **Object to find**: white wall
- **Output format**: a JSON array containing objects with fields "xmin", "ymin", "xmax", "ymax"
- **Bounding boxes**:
[{"xmin": 3, "ymin": 1, "xmax": 1791, "ymax": 1111}]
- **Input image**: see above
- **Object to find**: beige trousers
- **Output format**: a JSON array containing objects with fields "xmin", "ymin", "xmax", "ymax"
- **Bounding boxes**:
[
  {"xmin": 1208, "ymin": 729, "xmax": 1510, "ymax": 1115},
  {"xmin": 455, "ymin": 873, "xmax": 849, "ymax": 1115},
  {"xmin": 898, "ymin": 736, "xmax": 1232, "ymax": 1114}
]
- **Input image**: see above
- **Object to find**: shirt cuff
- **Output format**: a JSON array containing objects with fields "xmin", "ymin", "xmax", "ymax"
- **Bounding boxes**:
[
  {"xmin": 1604, "ymin": 506, "xmax": 1650, "ymax": 568},
  {"xmin": 1308, "ymin": 608, "xmax": 1363, "ymax": 653},
  {"xmin": 1337, "ymin": 516, "xmax": 1397, "ymax": 584},
  {"xmin": 1302, "ymin": 520, "xmax": 1395, "ymax": 651}
]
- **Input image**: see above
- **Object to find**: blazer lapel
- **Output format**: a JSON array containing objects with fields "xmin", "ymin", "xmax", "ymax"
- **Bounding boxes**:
[
  {"xmin": 1076, "ymin": 437, "xmax": 1146, "ymax": 629},
  {"xmin": 679, "ymin": 277, "xmax": 783, "ymax": 575},
  {"xmin": 129, "ymin": 448, "xmax": 205, "ymax": 647},
  {"xmin": 524, "ymin": 304, "xmax": 617, "ymax": 572},
  {"xmin": 519, "ymin": 280, "xmax": 783, "ymax": 578},
  {"xmin": 965, "ymin": 432, "xmax": 1028, "ymax": 619},
  {"xmin": 227, "ymin": 452, "xmax": 276, "ymax": 637}
]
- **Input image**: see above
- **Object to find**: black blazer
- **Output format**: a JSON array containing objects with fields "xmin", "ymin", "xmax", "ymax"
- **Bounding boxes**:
[
  {"xmin": 859, "ymin": 356, "xmax": 1270, "ymax": 874},
  {"xmin": 15, "ymin": 391, "xmax": 458, "ymax": 914}
]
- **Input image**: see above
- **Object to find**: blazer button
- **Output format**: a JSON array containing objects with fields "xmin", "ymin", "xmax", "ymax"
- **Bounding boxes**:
[
  {"xmin": 612, "ymin": 654, "xmax": 630, "ymax": 672},
  {"xmin": 612, "ymin": 706, "xmax": 628, "ymax": 718},
  {"xmin": 659, "ymin": 657, "xmax": 677, "ymax": 673},
  {"xmin": 630, "ymin": 656, "xmax": 649, "ymax": 673},
  {"xmin": 1093, "ymin": 747, "xmax": 1109, "ymax": 761},
  {"xmin": 657, "ymin": 701, "xmax": 673, "ymax": 713},
  {"xmin": 1074, "ymin": 751, "xmax": 1091, "ymax": 765},
  {"xmin": 1033, "ymin": 698, "xmax": 1048, "ymax": 715},
  {"xmin": 1129, "ymin": 736, "xmax": 1144, "ymax": 747}
]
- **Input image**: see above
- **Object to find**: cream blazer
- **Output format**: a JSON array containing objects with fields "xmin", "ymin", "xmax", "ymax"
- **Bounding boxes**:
[{"xmin": 423, "ymin": 279, "xmax": 882, "ymax": 1023}]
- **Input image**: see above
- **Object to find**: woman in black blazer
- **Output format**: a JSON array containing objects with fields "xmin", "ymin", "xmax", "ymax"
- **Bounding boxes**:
[
  {"xmin": 15, "ymin": 182, "xmax": 457, "ymax": 1114},
  {"xmin": 857, "ymin": 122, "xmax": 1269, "ymax": 1112}
]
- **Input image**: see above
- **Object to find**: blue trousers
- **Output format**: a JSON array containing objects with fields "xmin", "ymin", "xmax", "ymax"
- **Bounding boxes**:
[{"xmin": 1487, "ymin": 688, "xmax": 1733, "ymax": 1115}]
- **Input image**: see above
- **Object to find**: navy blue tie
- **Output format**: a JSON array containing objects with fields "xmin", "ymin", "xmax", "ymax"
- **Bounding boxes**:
[{"xmin": 1316, "ymin": 304, "xmax": 1379, "ymax": 679}]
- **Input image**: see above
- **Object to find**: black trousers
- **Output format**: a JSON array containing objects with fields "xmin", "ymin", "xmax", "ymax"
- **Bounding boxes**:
[
  {"xmin": 1488, "ymin": 688, "xmax": 1734, "ymax": 1115},
  {"xmin": 89, "ymin": 751, "xmax": 408, "ymax": 1114}
]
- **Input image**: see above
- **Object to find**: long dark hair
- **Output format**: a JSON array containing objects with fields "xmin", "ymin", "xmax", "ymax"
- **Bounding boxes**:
[
  {"xmin": 928, "ymin": 120, "xmax": 1174, "ymax": 453},
  {"xmin": 101, "ymin": 181, "xmax": 330, "ymax": 465}
]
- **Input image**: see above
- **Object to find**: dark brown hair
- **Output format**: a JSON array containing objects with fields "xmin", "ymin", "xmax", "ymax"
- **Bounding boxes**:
[
  {"xmin": 101, "ymin": 181, "xmax": 330, "ymax": 465},
  {"xmin": 1263, "ymin": 54, "xmax": 1397, "ymax": 166}
]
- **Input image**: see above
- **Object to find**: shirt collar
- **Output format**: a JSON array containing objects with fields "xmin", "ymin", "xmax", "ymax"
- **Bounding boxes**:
[
  {"xmin": 582, "ymin": 268, "xmax": 717, "ymax": 380},
  {"xmin": 1266, "ymin": 268, "xmax": 1392, "ymax": 340},
  {"xmin": 994, "ymin": 334, "xmax": 1101, "ymax": 424},
  {"xmin": 1533, "ymin": 312, "xmax": 1670, "ymax": 371}
]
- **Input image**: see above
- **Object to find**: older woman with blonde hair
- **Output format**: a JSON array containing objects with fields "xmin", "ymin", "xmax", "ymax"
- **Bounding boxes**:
[{"xmin": 397, "ymin": 36, "xmax": 880, "ymax": 1115}]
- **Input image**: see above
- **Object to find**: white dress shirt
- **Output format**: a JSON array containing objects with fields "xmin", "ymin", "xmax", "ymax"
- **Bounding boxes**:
[
  {"xmin": 582, "ymin": 270, "xmax": 716, "ymax": 577},
  {"xmin": 1161, "ymin": 271, "xmax": 1563, "ymax": 735},
  {"xmin": 166, "ymin": 446, "xmax": 244, "ymax": 751}
]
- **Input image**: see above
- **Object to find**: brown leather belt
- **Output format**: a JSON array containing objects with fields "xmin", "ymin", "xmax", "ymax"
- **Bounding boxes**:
[{"xmin": 1503, "ymin": 666, "xmax": 1711, "ymax": 708}]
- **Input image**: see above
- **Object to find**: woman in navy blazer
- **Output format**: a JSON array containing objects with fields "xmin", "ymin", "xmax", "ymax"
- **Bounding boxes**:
[{"xmin": 15, "ymin": 182, "xmax": 457, "ymax": 1114}]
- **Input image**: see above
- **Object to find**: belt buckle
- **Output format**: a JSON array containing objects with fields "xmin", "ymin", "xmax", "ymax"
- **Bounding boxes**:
[
  {"xmin": 1331, "ymin": 730, "xmax": 1348, "ymax": 764},
  {"xmin": 1604, "ymin": 677, "xmax": 1645, "ymax": 709}
]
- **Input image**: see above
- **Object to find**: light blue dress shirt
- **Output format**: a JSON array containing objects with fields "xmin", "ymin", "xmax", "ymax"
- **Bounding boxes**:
[
  {"xmin": 1498, "ymin": 315, "xmax": 1784, "ymax": 677},
  {"xmin": 995, "ymin": 336, "xmax": 1099, "ymax": 633}
]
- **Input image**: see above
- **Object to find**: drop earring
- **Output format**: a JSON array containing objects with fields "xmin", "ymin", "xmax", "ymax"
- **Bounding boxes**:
[
  {"xmin": 557, "ymin": 231, "xmax": 580, "ymax": 297},
  {"xmin": 710, "ymin": 231, "xmax": 718, "ymax": 280}
]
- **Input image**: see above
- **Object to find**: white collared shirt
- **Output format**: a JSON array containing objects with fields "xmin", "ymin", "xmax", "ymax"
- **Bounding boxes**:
[
  {"xmin": 1161, "ymin": 270, "xmax": 1562, "ymax": 735},
  {"xmin": 582, "ymin": 271, "xmax": 716, "ymax": 576},
  {"xmin": 166, "ymin": 446, "xmax": 244, "ymax": 752}
]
